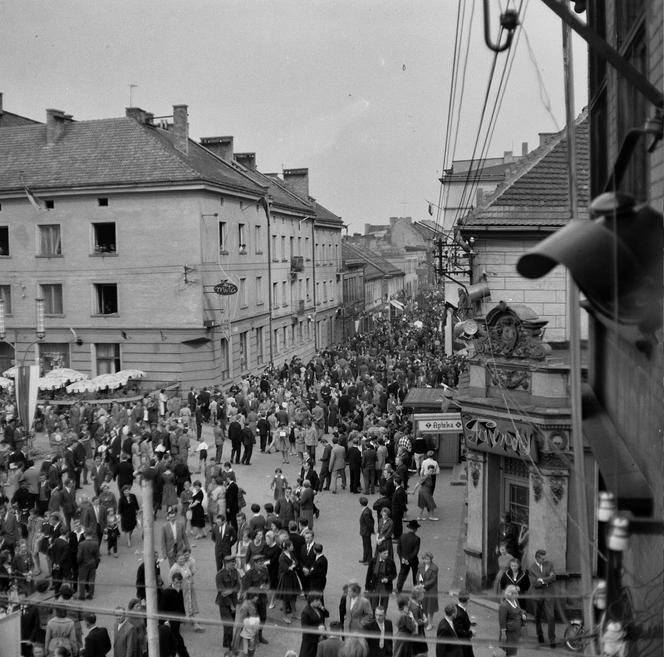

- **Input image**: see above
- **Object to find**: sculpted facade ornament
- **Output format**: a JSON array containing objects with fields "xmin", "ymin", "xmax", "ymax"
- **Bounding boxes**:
[{"xmin": 486, "ymin": 363, "xmax": 531, "ymax": 390}]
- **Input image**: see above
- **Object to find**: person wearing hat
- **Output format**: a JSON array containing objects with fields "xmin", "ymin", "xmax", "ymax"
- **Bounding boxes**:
[
  {"xmin": 396, "ymin": 519, "xmax": 421, "ymax": 594},
  {"xmin": 365, "ymin": 543, "xmax": 397, "ymax": 612},
  {"xmin": 527, "ymin": 548, "xmax": 556, "ymax": 647}
]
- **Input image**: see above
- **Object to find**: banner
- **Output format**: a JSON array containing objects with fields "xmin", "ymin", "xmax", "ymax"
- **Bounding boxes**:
[
  {"xmin": 16, "ymin": 365, "xmax": 39, "ymax": 430},
  {"xmin": 0, "ymin": 611, "xmax": 21, "ymax": 657}
]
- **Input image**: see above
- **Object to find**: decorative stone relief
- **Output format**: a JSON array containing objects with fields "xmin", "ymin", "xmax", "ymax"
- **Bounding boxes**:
[
  {"xmin": 487, "ymin": 363, "xmax": 531, "ymax": 390},
  {"xmin": 549, "ymin": 476, "xmax": 565, "ymax": 505},
  {"xmin": 532, "ymin": 473, "xmax": 544, "ymax": 503},
  {"xmin": 468, "ymin": 460, "xmax": 481, "ymax": 488}
]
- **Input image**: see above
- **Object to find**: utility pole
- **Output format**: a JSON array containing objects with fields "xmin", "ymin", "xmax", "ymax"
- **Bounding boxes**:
[
  {"xmin": 562, "ymin": 21, "xmax": 595, "ymax": 656},
  {"xmin": 141, "ymin": 472, "xmax": 160, "ymax": 657}
]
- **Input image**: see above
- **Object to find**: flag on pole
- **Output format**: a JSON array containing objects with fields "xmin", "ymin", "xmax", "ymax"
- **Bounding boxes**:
[
  {"xmin": 428, "ymin": 202, "xmax": 434, "ymax": 216},
  {"xmin": 25, "ymin": 187, "xmax": 44, "ymax": 210},
  {"xmin": 16, "ymin": 365, "xmax": 39, "ymax": 431}
]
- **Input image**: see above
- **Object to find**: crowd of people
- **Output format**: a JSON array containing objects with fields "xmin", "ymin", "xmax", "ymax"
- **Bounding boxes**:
[{"xmin": 0, "ymin": 294, "xmax": 534, "ymax": 657}]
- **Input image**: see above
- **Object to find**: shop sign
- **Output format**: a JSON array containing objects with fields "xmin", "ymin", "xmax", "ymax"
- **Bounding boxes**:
[
  {"xmin": 415, "ymin": 413, "xmax": 462, "ymax": 434},
  {"xmin": 213, "ymin": 280, "xmax": 238, "ymax": 295},
  {"xmin": 462, "ymin": 413, "xmax": 535, "ymax": 457}
]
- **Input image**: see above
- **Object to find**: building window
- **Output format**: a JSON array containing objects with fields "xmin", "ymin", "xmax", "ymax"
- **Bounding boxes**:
[
  {"xmin": 45, "ymin": 200, "xmax": 55, "ymax": 210},
  {"xmin": 281, "ymin": 236, "xmax": 286, "ymax": 260},
  {"xmin": 306, "ymin": 278, "xmax": 311, "ymax": 300},
  {"xmin": 40, "ymin": 343, "xmax": 70, "ymax": 371},
  {"xmin": 272, "ymin": 282, "xmax": 279, "ymax": 309},
  {"xmin": 239, "ymin": 277, "xmax": 247, "ymax": 307},
  {"xmin": 271, "ymin": 234, "xmax": 277, "ymax": 260},
  {"xmin": 94, "ymin": 283, "xmax": 118, "ymax": 315},
  {"xmin": 273, "ymin": 328, "xmax": 279, "ymax": 352},
  {"xmin": 40, "ymin": 284, "xmax": 63, "ymax": 315},
  {"xmin": 298, "ymin": 321, "xmax": 303, "ymax": 342},
  {"xmin": 220, "ymin": 338, "xmax": 229, "ymax": 379},
  {"xmin": 219, "ymin": 221, "xmax": 227, "ymax": 253},
  {"xmin": 254, "ymin": 225, "xmax": 262, "ymax": 254},
  {"xmin": 282, "ymin": 326, "xmax": 288, "ymax": 348},
  {"xmin": 256, "ymin": 326, "xmax": 264, "ymax": 365},
  {"xmin": 97, "ymin": 197, "xmax": 109, "ymax": 207},
  {"xmin": 0, "ymin": 285, "xmax": 10, "ymax": 314},
  {"xmin": 238, "ymin": 224, "xmax": 246, "ymax": 252},
  {"xmin": 282, "ymin": 281, "xmax": 288, "ymax": 306},
  {"xmin": 289, "ymin": 236, "xmax": 294, "ymax": 260},
  {"xmin": 0, "ymin": 227, "xmax": 9, "ymax": 256},
  {"xmin": 298, "ymin": 236, "xmax": 302, "ymax": 256},
  {"xmin": 305, "ymin": 237, "xmax": 310, "ymax": 259},
  {"xmin": 256, "ymin": 276, "xmax": 264, "ymax": 305},
  {"xmin": 92, "ymin": 222, "xmax": 116, "ymax": 253},
  {"xmin": 38, "ymin": 224, "xmax": 61, "ymax": 256},
  {"xmin": 239, "ymin": 331, "xmax": 248, "ymax": 371},
  {"xmin": 323, "ymin": 281, "xmax": 327, "ymax": 303},
  {"xmin": 95, "ymin": 343, "xmax": 120, "ymax": 374}
]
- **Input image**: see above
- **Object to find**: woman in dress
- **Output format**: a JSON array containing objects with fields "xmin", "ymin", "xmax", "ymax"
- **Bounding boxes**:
[
  {"xmin": 161, "ymin": 465, "xmax": 178, "ymax": 510},
  {"xmin": 169, "ymin": 550, "xmax": 203, "ymax": 632},
  {"xmin": 263, "ymin": 530, "xmax": 281, "ymax": 609},
  {"xmin": 393, "ymin": 593, "xmax": 416, "ymax": 657},
  {"xmin": 276, "ymin": 540, "xmax": 300, "ymax": 624},
  {"xmin": 375, "ymin": 507, "xmax": 394, "ymax": 558},
  {"xmin": 245, "ymin": 529, "xmax": 266, "ymax": 565},
  {"xmin": 189, "ymin": 480, "xmax": 206, "ymax": 539},
  {"xmin": 410, "ymin": 464, "xmax": 438, "ymax": 521},
  {"xmin": 299, "ymin": 592, "xmax": 329, "ymax": 657},
  {"xmin": 236, "ymin": 526, "xmax": 252, "ymax": 570},
  {"xmin": 499, "ymin": 585, "xmax": 526, "ymax": 656},
  {"xmin": 417, "ymin": 551, "xmax": 439, "ymax": 630},
  {"xmin": 499, "ymin": 557, "xmax": 530, "ymax": 610},
  {"xmin": 118, "ymin": 484, "xmax": 140, "ymax": 548},
  {"xmin": 207, "ymin": 476, "xmax": 225, "ymax": 527}
]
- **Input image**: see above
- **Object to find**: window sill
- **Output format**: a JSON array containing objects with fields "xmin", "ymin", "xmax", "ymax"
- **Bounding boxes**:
[
  {"xmin": 220, "ymin": 250, "xmax": 229, "ymax": 256},
  {"xmin": 91, "ymin": 313, "xmax": 119, "ymax": 317},
  {"xmin": 45, "ymin": 313, "xmax": 65, "ymax": 318},
  {"xmin": 256, "ymin": 251, "xmax": 264, "ymax": 255},
  {"xmin": 90, "ymin": 252, "xmax": 118, "ymax": 257},
  {"xmin": 282, "ymin": 303, "xmax": 288, "ymax": 308},
  {"xmin": 256, "ymin": 301, "xmax": 264, "ymax": 306},
  {"xmin": 272, "ymin": 259, "xmax": 280, "ymax": 263},
  {"xmin": 240, "ymin": 304, "xmax": 248, "ymax": 310},
  {"xmin": 36, "ymin": 254, "xmax": 63, "ymax": 258},
  {"xmin": 0, "ymin": 255, "xmax": 11, "ymax": 258}
]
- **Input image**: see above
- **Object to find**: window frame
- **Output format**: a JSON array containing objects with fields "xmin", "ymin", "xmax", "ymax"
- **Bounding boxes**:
[
  {"xmin": 37, "ymin": 223, "xmax": 62, "ymax": 257},
  {"xmin": 0, "ymin": 285, "xmax": 11, "ymax": 314},
  {"xmin": 0, "ymin": 226, "xmax": 9, "ymax": 257},
  {"xmin": 40, "ymin": 283, "xmax": 64, "ymax": 315},
  {"xmin": 91, "ymin": 221, "xmax": 117, "ymax": 254},
  {"xmin": 93, "ymin": 283, "xmax": 119, "ymax": 316}
]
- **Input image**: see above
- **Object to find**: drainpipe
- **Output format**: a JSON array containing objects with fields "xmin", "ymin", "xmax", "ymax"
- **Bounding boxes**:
[{"xmin": 260, "ymin": 197, "xmax": 274, "ymax": 367}]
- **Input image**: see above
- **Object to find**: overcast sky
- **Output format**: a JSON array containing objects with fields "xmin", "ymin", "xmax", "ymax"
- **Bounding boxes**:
[{"xmin": 0, "ymin": 0, "xmax": 587, "ymax": 233}]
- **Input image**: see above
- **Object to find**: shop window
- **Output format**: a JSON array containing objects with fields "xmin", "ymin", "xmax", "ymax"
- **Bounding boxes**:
[{"xmin": 40, "ymin": 343, "xmax": 70, "ymax": 372}]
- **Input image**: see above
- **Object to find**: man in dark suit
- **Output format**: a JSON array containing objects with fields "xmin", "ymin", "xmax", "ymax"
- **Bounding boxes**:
[
  {"xmin": 347, "ymin": 439, "xmax": 362, "ymax": 493},
  {"xmin": 288, "ymin": 520, "xmax": 305, "ymax": 558},
  {"xmin": 527, "ymin": 548, "xmax": 557, "ymax": 647},
  {"xmin": 299, "ymin": 529, "xmax": 317, "ymax": 592},
  {"xmin": 77, "ymin": 530, "xmax": 100, "ymax": 600},
  {"xmin": 391, "ymin": 477, "xmax": 408, "ymax": 540},
  {"xmin": 60, "ymin": 479, "xmax": 78, "ymax": 529},
  {"xmin": 211, "ymin": 514, "xmax": 237, "ymax": 571},
  {"xmin": 454, "ymin": 590, "xmax": 475, "ymax": 657},
  {"xmin": 366, "ymin": 605, "xmax": 393, "ymax": 657},
  {"xmin": 216, "ymin": 555, "xmax": 241, "ymax": 650},
  {"xmin": 225, "ymin": 479, "xmax": 240, "ymax": 532},
  {"xmin": 396, "ymin": 520, "xmax": 421, "ymax": 593},
  {"xmin": 365, "ymin": 544, "xmax": 397, "ymax": 612},
  {"xmin": 307, "ymin": 543, "xmax": 328, "ymax": 599},
  {"xmin": 83, "ymin": 612, "xmax": 111, "ymax": 656},
  {"xmin": 275, "ymin": 487, "xmax": 299, "ymax": 527},
  {"xmin": 318, "ymin": 439, "xmax": 332, "ymax": 491},
  {"xmin": 159, "ymin": 572, "xmax": 190, "ymax": 657},
  {"xmin": 436, "ymin": 604, "xmax": 463, "ymax": 657},
  {"xmin": 359, "ymin": 496, "xmax": 375, "ymax": 564},
  {"xmin": 227, "ymin": 416, "xmax": 243, "ymax": 464},
  {"xmin": 81, "ymin": 495, "xmax": 105, "ymax": 544}
]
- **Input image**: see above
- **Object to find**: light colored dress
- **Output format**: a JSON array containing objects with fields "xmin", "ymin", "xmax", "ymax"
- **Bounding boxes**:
[{"xmin": 169, "ymin": 557, "xmax": 199, "ymax": 617}]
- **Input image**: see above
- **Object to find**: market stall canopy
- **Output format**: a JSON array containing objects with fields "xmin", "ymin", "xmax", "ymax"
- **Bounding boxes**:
[
  {"xmin": 37, "ymin": 376, "xmax": 70, "ymax": 391},
  {"xmin": 91, "ymin": 373, "xmax": 124, "ymax": 390},
  {"xmin": 115, "ymin": 369, "xmax": 146, "ymax": 380},
  {"xmin": 66, "ymin": 379, "xmax": 99, "ymax": 394},
  {"xmin": 44, "ymin": 368, "xmax": 88, "ymax": 383},
  {"xmin": 3, "ymin": 366, "xmax": 17, "ymax": 379}
]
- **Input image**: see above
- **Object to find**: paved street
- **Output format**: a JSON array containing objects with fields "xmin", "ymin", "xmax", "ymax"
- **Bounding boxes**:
[{"xmin": 35, "ymin": 424, "xmax": 563, "ymax": 656}]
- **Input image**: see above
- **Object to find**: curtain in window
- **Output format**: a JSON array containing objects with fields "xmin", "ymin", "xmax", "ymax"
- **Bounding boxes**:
[
  {"xmin": 96, "ymin": 343, "xmax": 119, "ymax": 374},
  {"xmin": 40, "ymin": 226, "xmax": 61, "ymax": 255}
]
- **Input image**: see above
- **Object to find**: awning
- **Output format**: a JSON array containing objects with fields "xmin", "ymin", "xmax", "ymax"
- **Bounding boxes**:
[{"xmin": 390, "ymin": 299, "xmax": 405, "ymax": 311}]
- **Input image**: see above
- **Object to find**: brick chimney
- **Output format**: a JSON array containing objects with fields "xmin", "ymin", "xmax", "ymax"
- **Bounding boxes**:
[
  {"xmin": 282, "ymin": 168, "xmax": 309, "ymax": 200},
  {"xmin": 235, "ymin": 152, "xmax": 257, "ymax": 170},
  {"xmin": 125, "ymin": 107, "xmax": 154, "ymax": 125},
  {"xmin": 172, "ymin": 104, "xmax": 189, "ymax": 154},
  {"xmin": 200, "ymin": 136, "xmax": 234, "ymax": 162},
  {"xmin": 503, "ymin": 150, "xmax": 514, "ymax": 163},
  {"xmin": 46, "ymin": 109, "xmax": 72, "ymax": 145},
  {"xmin": 539, "ymin": 132, "xmax": 556, "ymax": 146},
  {"xmin": 521, "ymin": 141, "xmax": 528, "ymax": 156}
]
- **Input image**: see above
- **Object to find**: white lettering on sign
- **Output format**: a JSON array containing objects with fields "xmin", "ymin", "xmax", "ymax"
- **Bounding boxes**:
[{"xmin": 416, "ymin": 414, "xmax": 462, "ymax": 433}]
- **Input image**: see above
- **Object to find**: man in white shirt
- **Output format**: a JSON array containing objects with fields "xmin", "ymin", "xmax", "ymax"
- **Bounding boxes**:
[{"xmin": 420, "ymin": 450, "xmax": 440, "ymax": 491}]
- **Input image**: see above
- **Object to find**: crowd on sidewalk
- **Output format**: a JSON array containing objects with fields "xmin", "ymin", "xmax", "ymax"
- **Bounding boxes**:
[{"xmin": 0, "ymin": 295, "xmax": 538, "ymax": 657}]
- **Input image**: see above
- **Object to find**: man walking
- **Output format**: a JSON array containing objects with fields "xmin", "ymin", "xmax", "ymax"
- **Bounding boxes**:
[
  {"xmin": 528, "ymin": 548, "xmax": 557, "ymax": 647},
  {"xmin": 359, "ymin": 496, "xmax": 374, "ymax": 564},
  {"xmin": 391, "ymin": 477, "xmax": 408, "ymax": 540},
  {"xmin": 211, "ymin": 513, "xmax": 237, "ymax": 571},
  {"xmin": 365, "ymin": 544, "xmax": 397, "ymax": 612},
  {"xmin": 396, "ymin": 520, "xmax": 421, "ymax": 593},
  {"xmin": 161, "ymin": 507, "xmax": 190, "ymax": 566},
  {"xmin": 215, "ymin": 555, "xmax": 240, "ymax": 651},
  {"xmin": 328, "ymin": 437, "xmax": 347, "ymax": 494},
  {"xmin": 77, "ymin": 530, "xmax": 100, "ymax": 600}
]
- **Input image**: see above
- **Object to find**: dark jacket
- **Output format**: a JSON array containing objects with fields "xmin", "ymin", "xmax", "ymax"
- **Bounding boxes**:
[
  {"xmin": 397, "ymin": 531, "xmax": 420, "ymax": 563},
  {"xmin": 307, "ymin": 555, "xmax": 328, "ymax": 593},
  {"xmin": 83, "ymin": 625, "xmax": 111, "ymax": 656},
  {"xmin": 365, "ymin": 556, "xmax": 397, "ymax": 593},
  {"xmin": 360, "ymin": 507, "xmax": 375, "ymax": 536},
  {"xmin": 366, "ymin": 617, "xmax": 394, "ymax": 657},
  {"xmin": 436, "ymin": 617, "xmax": 462, "ymax": 657}
]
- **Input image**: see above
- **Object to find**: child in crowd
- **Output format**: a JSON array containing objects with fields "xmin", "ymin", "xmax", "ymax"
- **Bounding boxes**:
[{"xmin": 270, "ymin": 468, "xmax": 288, "ymax": 502}]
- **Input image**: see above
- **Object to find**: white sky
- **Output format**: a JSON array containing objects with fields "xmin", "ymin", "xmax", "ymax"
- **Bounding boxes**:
[{"xmin": 0, "ymin": 0, "xmax": 587, "ymax": 233}]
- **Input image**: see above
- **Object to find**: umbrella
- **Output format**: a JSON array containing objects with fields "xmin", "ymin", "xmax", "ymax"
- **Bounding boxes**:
[
  {"xmin": 0, "ymin": 377, "xmax": 13, "ymax": 389},
  {"xmin": 44, "ymin": 367, "xmax": 88, "ymax": 382},
  {"xmin": 91, "ymin": 373, "xmax": 124, "ymax": 390},
  {"xmin": 3, "ymin": 366, "xmax": 17, "ymax": 378},
  {"xmin": 115, "ymin": 369, "xmax": 146, "ymax": 380},
  {"xmin": 66, "ymin": 379, "xmax": 99, "ymax": 394},
  {"xmin": 38, "ymin": 376, "xmax": 69, "ymax": 391}
]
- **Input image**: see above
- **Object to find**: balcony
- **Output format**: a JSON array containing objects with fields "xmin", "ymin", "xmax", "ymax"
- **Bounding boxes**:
[{"xmin": 290, "ymin": 255, "xmax": 305, "ymax": 272}]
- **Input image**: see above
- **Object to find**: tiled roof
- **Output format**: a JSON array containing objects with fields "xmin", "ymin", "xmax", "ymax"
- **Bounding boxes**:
[
  {"xmin": 459, "ymin": 112, "xmax": 589, "ymax": 229},
  {"xmin": 0, "ymin": 111, "xmax": 41, "ymax": 127},
  {"xmin": 313, "ymin": 201, "xmax": 343, "ymax": 225},
  {"xmin": 232, "ymin": 168, "xmax": 312, "ymax": 214},
  {"xmin": 0, "ymin": 118, "xmax": 267, "ymax": 195},
  {"xmin": 342, "ymin": 242, "xmax": 404, "ymax": 278}
]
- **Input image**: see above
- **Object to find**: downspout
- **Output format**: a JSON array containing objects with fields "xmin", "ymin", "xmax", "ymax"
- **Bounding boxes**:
[
  {"xmin": 260, "ymin": 197, "xmax": 274, "ymax": 366},
  {"xmin": 310, "ymin": 217, "xmax": 318, "ymax": 351}
]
